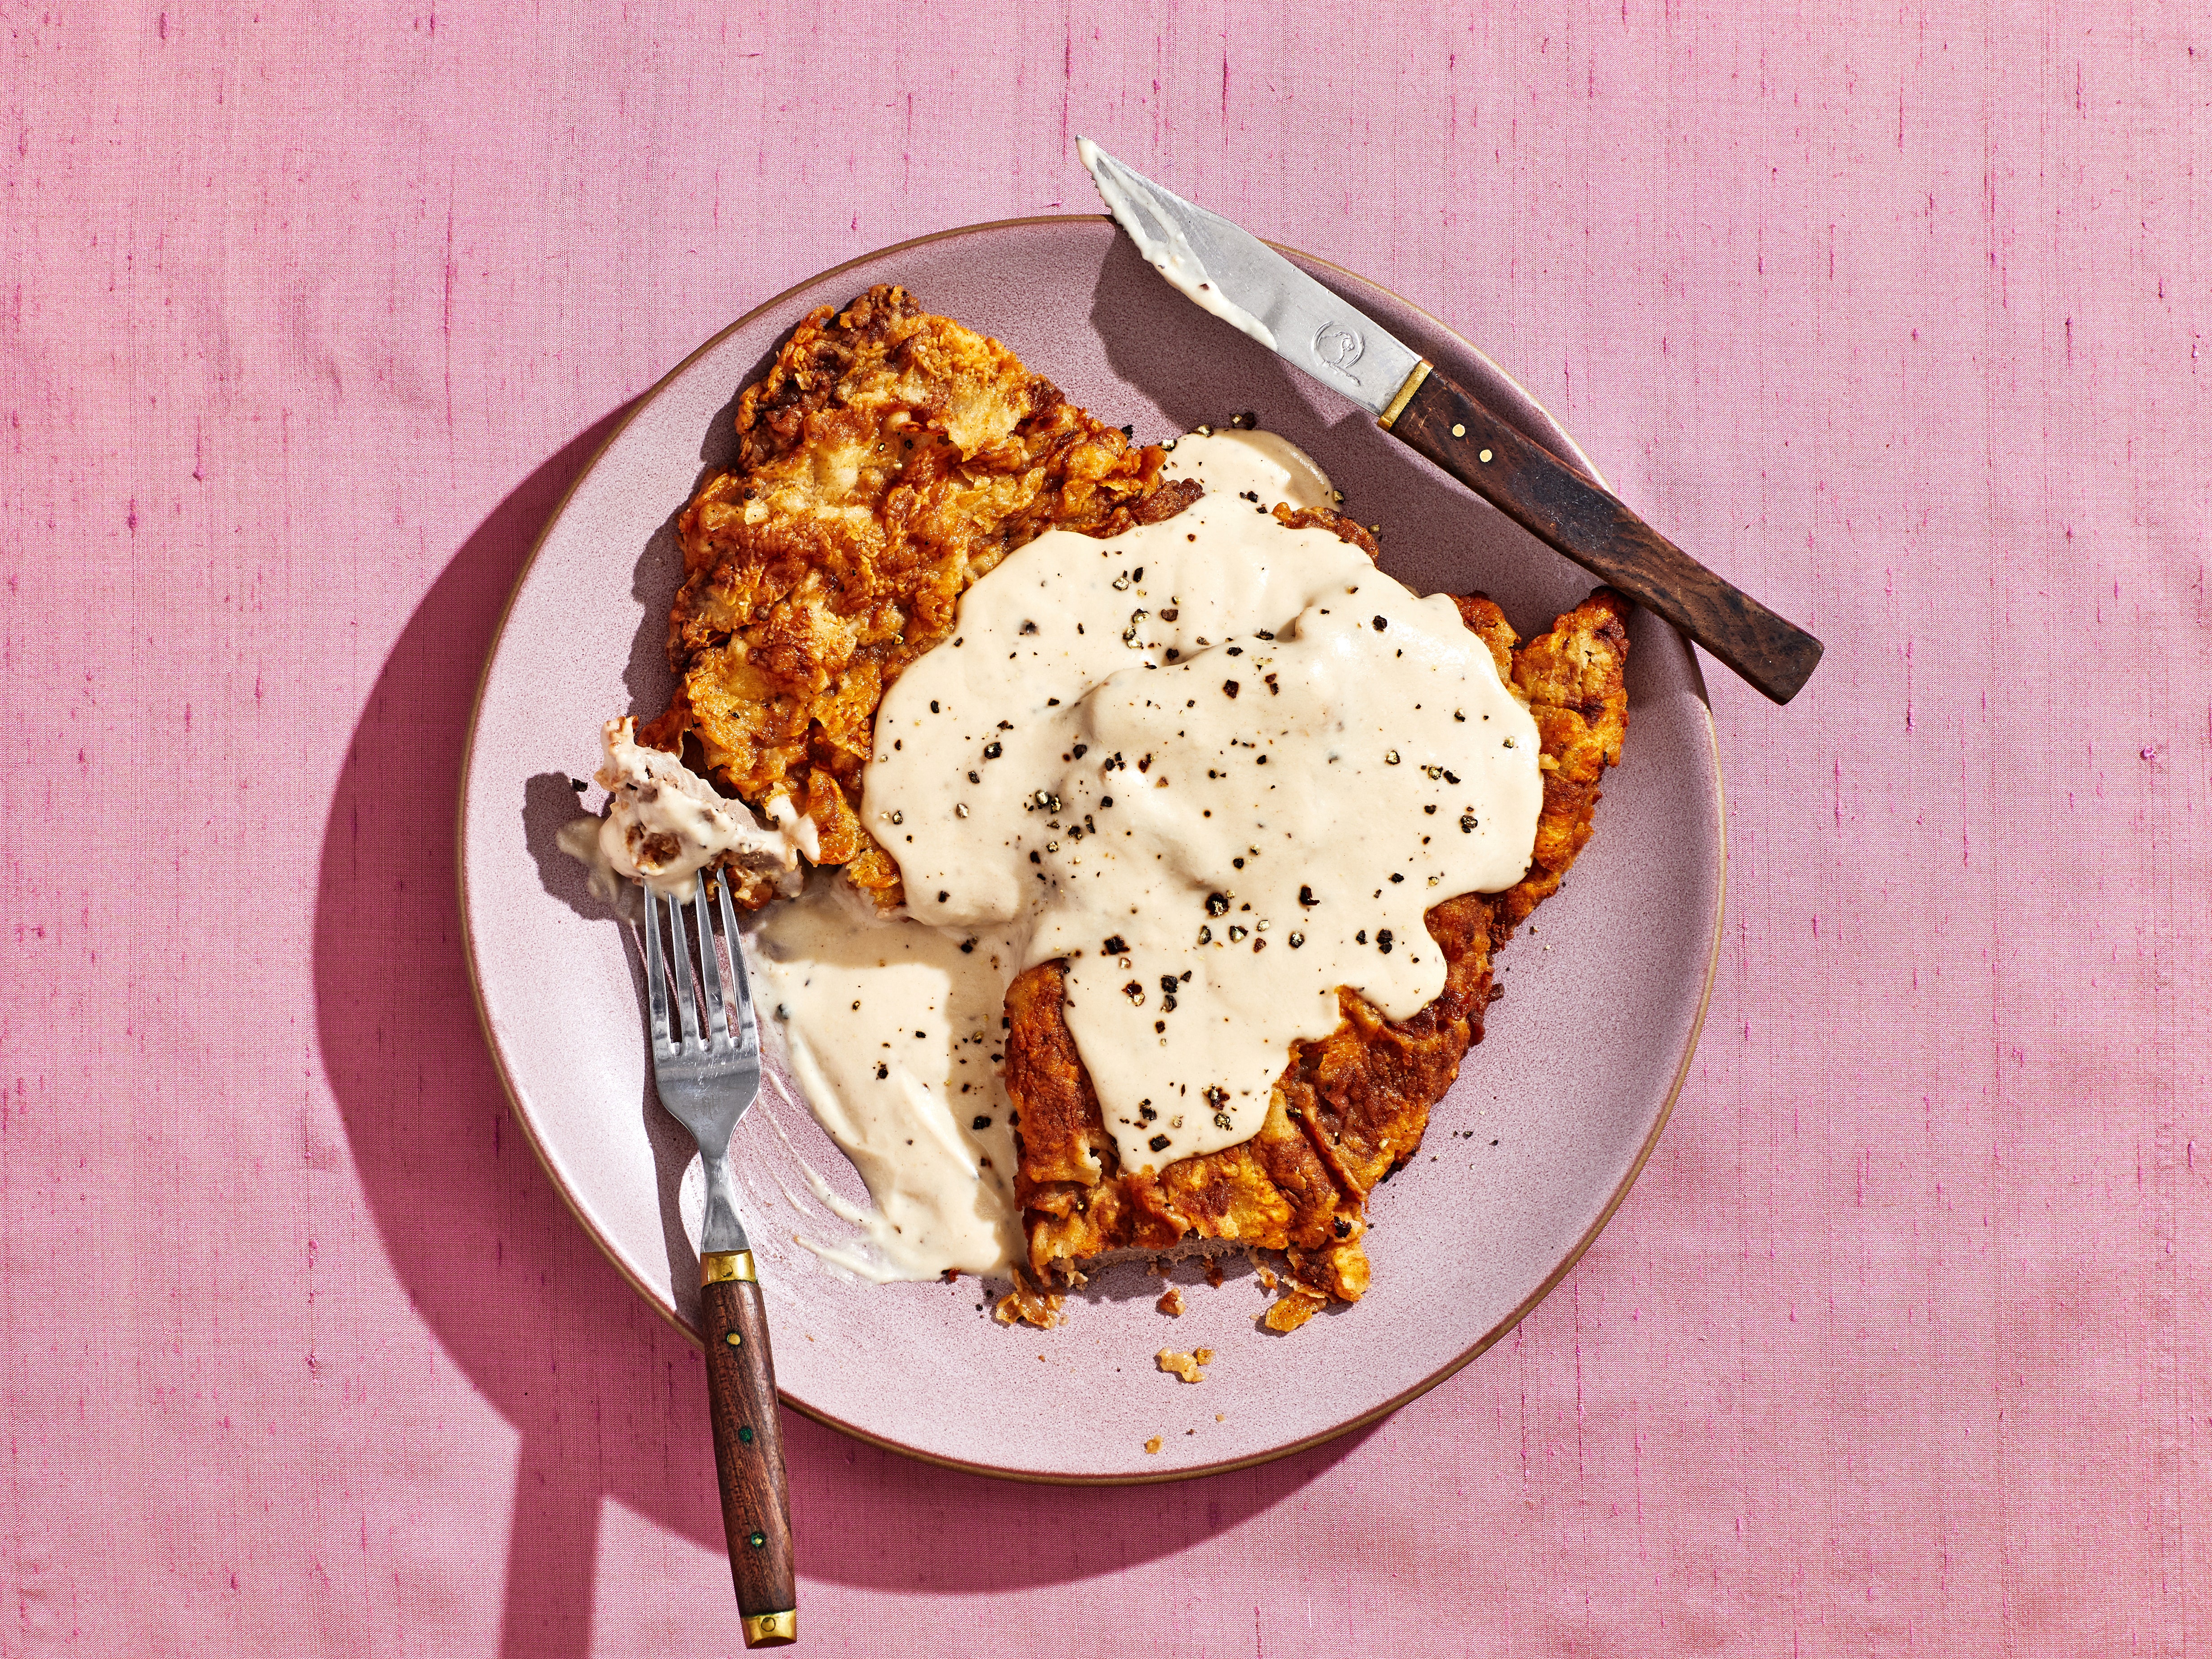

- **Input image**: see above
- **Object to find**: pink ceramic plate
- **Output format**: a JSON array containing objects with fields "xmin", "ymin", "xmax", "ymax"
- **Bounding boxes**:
[{"xmin": 459, "ymin": 218, "xmax": 1723, "ymax": 1483}]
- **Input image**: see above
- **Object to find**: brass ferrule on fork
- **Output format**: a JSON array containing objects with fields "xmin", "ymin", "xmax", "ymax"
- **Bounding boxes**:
[{"xmin": 701, "ymin": 1250, "xmax": 758, "ymax": 1286}]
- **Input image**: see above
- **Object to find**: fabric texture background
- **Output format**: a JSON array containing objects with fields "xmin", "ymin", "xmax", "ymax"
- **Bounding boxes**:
[{"xmin": 3, "ymin": 3, "xmax": 2205, "ymax": 1654}]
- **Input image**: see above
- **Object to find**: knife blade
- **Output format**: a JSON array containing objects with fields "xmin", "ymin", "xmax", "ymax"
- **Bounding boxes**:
[{"xmin": 1077, "ymin": 138, "xmax": 1824, "ymax": 706}]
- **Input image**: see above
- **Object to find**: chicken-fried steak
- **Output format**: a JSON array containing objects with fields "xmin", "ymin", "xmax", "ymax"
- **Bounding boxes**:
[{"xmin": 633, "ymin": 285, "xmax": 1634, "ymax": 1330}]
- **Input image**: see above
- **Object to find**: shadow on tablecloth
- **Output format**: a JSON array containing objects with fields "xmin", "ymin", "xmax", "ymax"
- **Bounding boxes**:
[{"xmin": 313, "ymin": 410, "xmax": 1361, "ymax": 1655}]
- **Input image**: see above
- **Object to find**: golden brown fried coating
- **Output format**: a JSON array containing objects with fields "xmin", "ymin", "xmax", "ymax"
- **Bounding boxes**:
[
  {"xmin": 639, "ymin": 285, "xmax": 1198, "ymax": 908},
  {"xmin": 1498, "ymin": 590, "xmax": 1632, "ymax": 930},
  {"xmin": 1002, "ymin": 589, "xmax": 1632, "ymax": 1327}
]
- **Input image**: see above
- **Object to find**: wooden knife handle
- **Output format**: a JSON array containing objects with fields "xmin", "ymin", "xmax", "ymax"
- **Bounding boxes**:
[
  {"xmin": 700, "ymin": 1261, "xmax": 796, "ymax": 1648},
  {"xmin": 1386, "ymin": 363, "xmax": 1824, "ymax": 705}
]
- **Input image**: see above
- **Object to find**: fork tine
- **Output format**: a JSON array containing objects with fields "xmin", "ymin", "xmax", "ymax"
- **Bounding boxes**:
[
  {"xmin": 692, "ymin": 874, "xmax": 732, "ymax": 1048},
  {"xmin": 642, "ymin": 885, "xmax": 672, "ymax": 1052},
  {"xmin": 714, "ymin": 877, "xmax": 760, "ymax": 1058},
  {"xmin": 665, "ymin": 880, "xmax": 700, "ymax": 1050}
]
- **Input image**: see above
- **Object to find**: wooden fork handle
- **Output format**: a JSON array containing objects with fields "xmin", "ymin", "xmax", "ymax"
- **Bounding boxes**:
[
  {"xmin": 1383, "ymin": 362, "xmax": 1824, "ymax": 705},
  {"xmin": 700, "ymin": 1253, "xmax": 796, "ymax": 1648}
]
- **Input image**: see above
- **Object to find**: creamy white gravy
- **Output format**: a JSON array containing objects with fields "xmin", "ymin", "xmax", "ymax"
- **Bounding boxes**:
[
  {"xmin": 860, "ymin": 431, "xmax": 1541, "ymax": 1173},
  {"xmin": 746, "ymin": 876, "xmax": 1026, "ymax": 1281}
]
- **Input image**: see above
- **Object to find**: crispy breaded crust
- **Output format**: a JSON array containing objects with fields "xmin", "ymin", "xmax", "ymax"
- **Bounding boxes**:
[
  {"xmin": 640, "ymin": 285, "xmax": 1199, "ymax": 908},
  {"xmin": 1003, "ymin": 589, "xmax": 1632, "ymax": 1325},
  {"xmin": 1498, "ymin": 590, "xmax": 1632, "ymax": 930}
]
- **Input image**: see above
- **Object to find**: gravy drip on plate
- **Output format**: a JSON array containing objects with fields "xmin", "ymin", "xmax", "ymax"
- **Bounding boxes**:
[
  {"xmin": 747, "ymin": 877, "xmax": 1025, "ymax": 1280},
  {"xmin": 861, "ymin": 431, "xmax": 1541, "ymax": 1173}
]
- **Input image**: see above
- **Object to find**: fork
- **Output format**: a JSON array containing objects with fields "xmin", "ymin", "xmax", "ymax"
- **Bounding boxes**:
[{"xmin": 641, "ymin": 873, "xmax": 795, "ymax": 1650}]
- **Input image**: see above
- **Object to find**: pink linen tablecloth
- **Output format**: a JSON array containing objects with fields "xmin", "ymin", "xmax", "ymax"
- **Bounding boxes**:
[{"xmin": 5, "ymin": 4, "xmax": 2206, "ymax": 1654}]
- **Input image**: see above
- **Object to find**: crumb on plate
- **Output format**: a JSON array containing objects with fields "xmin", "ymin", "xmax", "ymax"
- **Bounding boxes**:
[
  {"xmin": 1264, "ymin": 1288, "xmax": 1328, "ymax": 1333},
  {"xmin": 1157, "ymin": 1347, "xmax": 1214, "ymax": 1383}
]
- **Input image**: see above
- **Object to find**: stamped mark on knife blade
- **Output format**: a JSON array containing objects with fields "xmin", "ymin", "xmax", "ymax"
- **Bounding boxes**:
[{"xmin": 1314, "ymin": 322, "xmax": 1366, "ymax": 383}]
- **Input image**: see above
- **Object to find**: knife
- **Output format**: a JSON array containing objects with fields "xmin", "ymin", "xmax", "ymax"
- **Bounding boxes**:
[{"xmin": 1077, "ymin": 139, "xmax": 1824, "ymax": 706}]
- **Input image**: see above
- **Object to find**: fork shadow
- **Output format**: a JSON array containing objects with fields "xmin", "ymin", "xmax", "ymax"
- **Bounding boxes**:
[{"xmin": 311, "ymin": 407, "xmax": 1366, "ymax": 1655}]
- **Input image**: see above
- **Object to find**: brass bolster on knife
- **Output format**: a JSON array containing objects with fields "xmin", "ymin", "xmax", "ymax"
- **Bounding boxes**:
[
  {"xmin": 1377, "ymin": 359, "xmax": 1432, "ymax": 431},
  {"xmin": 742, "ymin": 1610, "xmax": 797, "ymax": 1647},
  {"xmin": 701, "ymin": 1250, "xmax": 758, "ymax": 1286}
]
